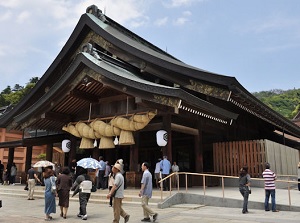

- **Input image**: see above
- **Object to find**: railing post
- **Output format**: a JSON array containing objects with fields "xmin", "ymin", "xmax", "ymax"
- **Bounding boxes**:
[
  {"xmin": 169, "ymin": 175, "xmax": 172, "ymax": 196},
  {"xmin": 203, "ymin": 174, "xmax": 206, "ymax": 196},
  {"xmin": 185, "ymin": 173, "xmax": 188, "ymax": 192},
  {"xmin": 222, "ymin": 176, "xmax": 225, "ymax": 200},
  {"xmin": 177, "ymin": 173, "xmax": 179, "ymax": 192},
  {"xmin": 287, "ymin": 178, "xmax": 291, "ymax": 209},
  {"xmin": 160, "ymin": 179, "xmax": 163, "ymax": 201}
]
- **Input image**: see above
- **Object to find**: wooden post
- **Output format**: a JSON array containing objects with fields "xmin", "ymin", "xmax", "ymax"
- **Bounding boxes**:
[
  {"xmin": 46, "ymin": 143, "xmax": 53, "ymax": 161},
  {"xmin": 68, "ymin": 136, "xmax": 77, "ymax": 166},
  {"xmin": 25, "ymin": 146, "xmax": 33, "ymax": 172},
  {"xmin": 8, "ymin": 147, "xmax": 15, "ymax": 164},
  {"xmin": 194, "ymin": 132, "xmax": 203, "ymax": 173}
]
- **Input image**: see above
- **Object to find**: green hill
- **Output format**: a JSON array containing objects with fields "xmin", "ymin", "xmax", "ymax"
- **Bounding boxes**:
[{"xmin": 252, "ymin": 89, "xmax": 300, "ymax": 119}]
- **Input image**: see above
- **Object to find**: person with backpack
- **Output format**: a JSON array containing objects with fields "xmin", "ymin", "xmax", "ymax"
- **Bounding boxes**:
[{"xmin": 71, "ymin": 167, "xmax": 92, "ymax": 220}]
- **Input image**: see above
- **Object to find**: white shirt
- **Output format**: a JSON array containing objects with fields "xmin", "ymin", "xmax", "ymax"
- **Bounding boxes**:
[{"xmin": 154, "ymin": 162, "xmax": 161, "ymax": 173}]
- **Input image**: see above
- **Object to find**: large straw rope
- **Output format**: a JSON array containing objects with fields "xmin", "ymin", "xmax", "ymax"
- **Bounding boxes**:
[
  {"xmin": 111, "ymin": 111, "xmax": 156, "ymax": 131},
  {"xmin": 90, "ymin": 119, "xmax": 121, "ymax": 137},
  {"xmin": 99, "ymin": 136, "xmax": 115, "ymax": 149},
  {"xmin": 62, "ymin": 124, "xmax": 81, "ymax": 138}
]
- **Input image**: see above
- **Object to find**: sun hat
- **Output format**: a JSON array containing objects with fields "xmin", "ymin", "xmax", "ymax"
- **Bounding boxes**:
[{"xmin": 113, "ymin": 163, "xmax": 123, "ymax": 172}]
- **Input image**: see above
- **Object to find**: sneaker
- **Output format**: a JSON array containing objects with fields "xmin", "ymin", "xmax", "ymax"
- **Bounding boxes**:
[
  {"xmin": 141, "ymin": 218, "xmax": 151, "ymax": 222},
  {"xmin": 77, "ymin": 214, "xmax": 83, "ymax": 218},
  {"xmin": 153, "ymin": 213, "xmax": 158, "ymax": 222},
  {"xmin": 124, "ymin": 214, "xmax": 130, "ymax": 223},
  {"xmin": 82, "ymin": 215, "xmax": 88, "ymax": 220}
]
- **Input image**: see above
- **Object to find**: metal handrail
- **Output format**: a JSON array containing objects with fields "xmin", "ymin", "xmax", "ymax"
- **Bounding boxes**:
[{"xmin": 158, "ymin": 172, "xmax": 299, "ymax": 208}]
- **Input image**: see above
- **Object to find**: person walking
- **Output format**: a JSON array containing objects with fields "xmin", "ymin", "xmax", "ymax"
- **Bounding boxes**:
[
  {"xmin": 104, "ymin": 161, "xmax": 111, "ymax": 189},
  {"xmin": 108, "ymin": 169, "xmax": 115, "ymax": 207},
  {"xmin": 238, "ymin": 166, "xmax": 251, "ymax": 214},
  {"xmin": 43, "ymin": 168, "xmax": 56, "ymax": 221},
  {"xmin": 171, "ymin": 161, "xmax": 179, "ymax": 188},
  {"xmin": 154, "ymin": 158, "xmax": 161, "ymax": 189},
  {"xmin": 262, "ymin": 162, "xmax": 279, "ymax": 212},
  {"xmin": 56, "ymin": 166, "xmax": 72, "ymax": 219},
  {"xmin": 160, "ymin": 156, "xmax": 171, "ymax": 190},
  {"xmin": 98, "ymin": 156, "xmax": 106, "ymax": 189},
  {"xmin": 10, "ymin": 162, "xmax": 17, "ymax": 185},
  {"xmin": 27, "ymin": 165, "xmax": 42, "ymax": 200},
  {"xmin": 106, "ymin": 163, "xmax": 130, "ymax": 223},
  {"xmin": 0, "ymin": 160, "xmax": 4, "ymax": 184},
  {"xmin": 139, "ymin": 162, "xmax": 158, "ymax": 222},
  {"xmin": 297, "ymin": 162, "xmax": 300, "ymax": 191},
  {"xmin": 71, "ymin": 167, "xmax": 92, "ymax": 220}
]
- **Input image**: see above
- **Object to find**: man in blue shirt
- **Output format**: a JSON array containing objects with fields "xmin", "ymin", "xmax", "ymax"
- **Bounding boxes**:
[
  {"xmin": 98, "ymin": 156, "xmax": 106, "ymax": 189},
  {"xmin": 139, "ymin": 162, "xmax": 158, "ymax": 222},
  {"xmin": 160, "ymin": 156, "xmax": 171, "ymax": 191}
]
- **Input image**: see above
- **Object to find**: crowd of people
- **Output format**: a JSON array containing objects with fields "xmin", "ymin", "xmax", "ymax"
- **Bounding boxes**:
[
  {"xmin": 2, "ymin": 156, "xmax": 299, "ymax": 222},
  {"xmin": 0, "ymin": 161, "xmax": 18, "ymax": 185}
]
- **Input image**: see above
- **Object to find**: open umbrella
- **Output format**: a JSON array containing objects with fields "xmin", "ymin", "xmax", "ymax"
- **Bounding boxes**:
[
  {"xmin": 33, "ymin": 160, "xmax": 55, "ymax": 168},
  {"xmin": 77, "ymin": 157, "xmax": 100, "ymax": 169}
]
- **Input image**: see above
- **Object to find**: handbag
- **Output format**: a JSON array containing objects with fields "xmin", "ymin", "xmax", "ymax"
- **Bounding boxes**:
[
  {"xmin": 91, "ymin": 184, "xmax": 97, "ymax": 192},
  {"xmin": 248, "ymin": 186, "xmax": 251, "ymax": 194},
  {"xmin": 50, "ymin": 176, "xmax": 57, "ymax": 193}
]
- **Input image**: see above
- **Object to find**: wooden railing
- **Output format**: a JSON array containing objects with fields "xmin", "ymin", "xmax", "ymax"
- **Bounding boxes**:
[{"xmin": 158, "ymin": 172, "xmax": 298, "ymax": 208}]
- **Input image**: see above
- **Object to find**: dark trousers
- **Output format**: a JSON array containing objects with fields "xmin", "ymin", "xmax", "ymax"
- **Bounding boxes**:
[
  {"xmin": 79, "ymin": 192, "xmax": 90, "ymax": 215},
  {"xmin": 162, "ymin": 174, "xmax": 169, "ymax": 190},
  {"xmin": 264, "ymin": 189, "xmax": 276, "ymax": 211},
  {"xmin": 97, "ymin": 170, "xmax": 105, "ymax": 189},
  {"xmin": 298, "ymin": 179, "xmax": 300, "ymax": 191},
  {"xmin": 108, "ymin": 186, "xmax": 113, "ymax": 206},
  {"xmin": 239, "ymin": 186, "xmax": 249, "ymax": 212},
  {"xmin": 0, "ymin": 171, "xmax": 3, "ymax": 184}
]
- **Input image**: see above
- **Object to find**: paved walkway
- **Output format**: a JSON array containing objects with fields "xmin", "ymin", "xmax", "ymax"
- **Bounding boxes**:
[{"xmin": 0, "ymin": 185, "xmax": 300, "ymax": 222}]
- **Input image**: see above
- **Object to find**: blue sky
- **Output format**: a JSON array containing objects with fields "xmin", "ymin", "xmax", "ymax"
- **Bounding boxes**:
[{"xmin": 0, "ymin": 0, "xmax": 300, "ymax": 93}]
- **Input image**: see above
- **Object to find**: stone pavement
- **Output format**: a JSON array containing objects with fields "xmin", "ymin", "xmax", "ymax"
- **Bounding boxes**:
[
  {"xmin": 1, "ymin": 193, "xmax": 300, "ymax": 223},
  {"xmin": 1, "ymin": 185, "xmax": 300, "ymax": 223}
]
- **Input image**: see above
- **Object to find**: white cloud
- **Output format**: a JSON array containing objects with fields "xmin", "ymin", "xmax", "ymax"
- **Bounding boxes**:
[
  {"xmin": 16, "ymin": 11, "xmax": 31, "ymax": 24},
  {"xmin": 0, "ymin": 0, "xmax": 152, "ymax": 90},
  {"xmin": 164, "ymin": 0, "xmax": 204, "ymax": 8},
  {"xmin": 174, "ymin": 17, "xmax": 189, "ymax": 26},
  {"xmin": 154, "ymin": 17, "xmax": 169, "ymax": 27},
  {"xmin": 173, "ymin": 10, "xmax": 191, "ymax": 26},
  {"xmin": 0, "ymin": 11, "xmax": 12, "ymax": 21}
]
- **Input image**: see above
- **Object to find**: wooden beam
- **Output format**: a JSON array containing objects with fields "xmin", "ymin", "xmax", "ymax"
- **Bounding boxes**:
[
  {"xmin": 70, "ymin": 89, "xmax": 99, "ymax": 102},
  {"xmin": 98, "ymin": 94, "xmax": 133, "ymax": 103},
  {"xmin": 171, "ymin": 123, "xmax": 199, "ymax": 135},
  {"xmin": 41, "ymin": 111, "xmax": 72, "ymax": 123}
]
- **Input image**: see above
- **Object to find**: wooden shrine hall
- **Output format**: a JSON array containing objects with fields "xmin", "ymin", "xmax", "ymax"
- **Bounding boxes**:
[{"xmin": 0, "ymin": 5, "xmax": 300, "ymax": 186}]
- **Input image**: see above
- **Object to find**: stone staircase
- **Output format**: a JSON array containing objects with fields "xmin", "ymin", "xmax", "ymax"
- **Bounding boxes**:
[{"xmin": 0, "ymin": 184, "xmax": 168, "ymax": 206}]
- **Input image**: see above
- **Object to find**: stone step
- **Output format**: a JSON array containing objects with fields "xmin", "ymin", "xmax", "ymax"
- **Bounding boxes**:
[{"xmin": 0, "ymin": 185, "xmax": 166, "ymax": 206}]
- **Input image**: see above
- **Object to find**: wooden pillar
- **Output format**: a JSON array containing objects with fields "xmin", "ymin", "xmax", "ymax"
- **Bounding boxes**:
[
  {"xmin": 8, "ymin": 147, "xmax": 15, "ymax": 164},
  {"xmin": 130, "ymin": 133, "xmax": 139, "ymax": 172},
  {"xmin": 68, "ymin": 136, "xmax": 77, "ymax": 166},
  {"xmin": 163, "ymin": 114, "xmax": 172, "ymax": 161},
  {"xmin": 194, "ymin": 131, "xmax": 203, "ymax": 173},
  {"xmin": 25, "ymin": 146, "xmax": 33, "ymax": 172},
  {"xmin": 92, "ymin": 146, "xmax": 100, "ymax": 160},
  {"xmin": 46, "ymin": 143, "xmax": 53, "ymax": 161}
]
